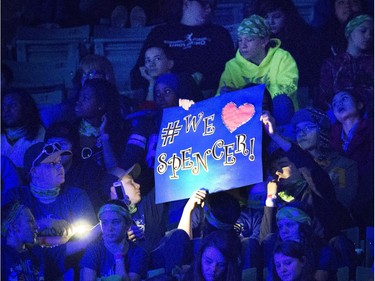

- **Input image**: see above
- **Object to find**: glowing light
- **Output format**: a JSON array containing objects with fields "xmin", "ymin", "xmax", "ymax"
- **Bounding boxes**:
[{"xmin": 72, "ymin": 220, "xmax": 92, "ymax": 238}]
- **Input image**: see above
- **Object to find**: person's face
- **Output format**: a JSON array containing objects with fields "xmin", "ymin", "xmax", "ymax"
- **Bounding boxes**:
[
  {"xmin": 335, "ymin": 0, "xmax": 363, "ymax": 24},
  {"xmin": 185, "ymin": 0, "xmax": 214, "ymax": 25},
  {"xmin": 201, "ymin": 246, "xmax": 227, "ymax": 281},
  {"xmin": 265, "ymin": 10, "xmax": 286, "ymax": 35},
  {"xmin": 46, "ymin": 138, "xmax": 73, "ymax": 167},
  {"xmin": 13, "ymin": 208, "xmax": 38, "ymax": 244},
  {"xmin": 270, "ymin": 157, "xmax": 301, "ymax": 186},
  {"xmin": 348, "ymin": 20, "xmax": 373, "ymax": 52},
  {"xmin": 120, "ymin": 174, "xmax": 141, "ymax": 205},
  {"xmin": 295, "ymin": 121, "xmax": 319, "ymax": 151},
  {"xmin": 2, "ymin": 94, "xmax": 24, "ymax": 127},
  {"xmin": 274, "ymin": 253, "xmax": 305, "ymax": 281},
  {"xmin": 32, "ymin": 155, "xmax": 65, "ymax": 187},
  {"xmin": 100, "ymin": 211, "xmax": 129, "ymax": 243},
  {"xmin": 277, "ymin": 218, "xmax": 300, "ymax": 242},
  {"xmin": 144, "ymin": 47, "xmax": 174, "ymax": 78},
  {"xmin": 75, "ymin": 85, "xmax": 102, "ymax": 119},
  {"xmin": 332, "ymin": 91, "xmax": 363, "ymax": 122},
  {"xmin": 238, "ymin": 35, "xmax": 268, "ymax": 63},
  {"xmin": 154, "ymin": 82, "xmax": 179, "ymax": 109}
]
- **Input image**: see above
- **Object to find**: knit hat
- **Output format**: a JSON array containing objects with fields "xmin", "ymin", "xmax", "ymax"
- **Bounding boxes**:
[
  {"xmin": 345, "ymin": 14, "xmax": 373, "ymax": 38},
  {"xmin": 237, "ymin": 15, "xmax": 271, "ymax": 38},
  {"xmin": 23, "ymin": 142, "xmax": 72, "ymax": 174}
]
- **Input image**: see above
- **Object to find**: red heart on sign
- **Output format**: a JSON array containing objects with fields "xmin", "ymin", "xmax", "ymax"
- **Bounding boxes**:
[{"xmin": 221, "ymin": 102, "xmax": 256, "ymax": 133}]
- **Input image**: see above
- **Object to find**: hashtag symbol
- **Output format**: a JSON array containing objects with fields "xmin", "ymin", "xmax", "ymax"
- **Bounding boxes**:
[{"xmin": 161, "ymin": 120, "xmax": 183, "ymax": 146}]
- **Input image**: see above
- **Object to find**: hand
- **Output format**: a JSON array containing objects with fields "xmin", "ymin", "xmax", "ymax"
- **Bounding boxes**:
[
  {"xmin": 267, "ymin": 180, "xmax": 278, "ymax": 197},
  {"xmin": 260, "ymin": 111, "xmax": 276, "ymax": 136},
  {"xmin": 139, "ymin": 66, "xmax": 153, "ymax": 82},
  {"xmin": 37, "ymin": 218, "xmax": 73, "ymax": 237},
  {"xmin": 184, "ymin": 189, "xmax": 207, "ymax": 213},
  {"xmin": 179, "ymin": 99, "xmax": 195, "ymax": 110},
  {"xmin": 127, "ymin": 225, "xmax": 145, "ymax": 242},
  {"xmin": 110, "ymin": 185, "xmax": 131, "ymax": 206}
]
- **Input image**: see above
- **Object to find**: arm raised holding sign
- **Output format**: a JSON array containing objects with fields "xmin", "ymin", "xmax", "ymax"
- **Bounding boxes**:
[
  {"xmin": 177, "ymin": 189, "xmax": 207, "ymax": 239},
  {"xmin": 260, "ymin": 111, "xmax": 292, "ymax": 152}
]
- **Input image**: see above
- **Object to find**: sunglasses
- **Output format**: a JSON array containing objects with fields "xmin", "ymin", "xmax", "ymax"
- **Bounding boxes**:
[{"xmin": 32, "ymin": 143, "xmax": 62, "ymax": 169}]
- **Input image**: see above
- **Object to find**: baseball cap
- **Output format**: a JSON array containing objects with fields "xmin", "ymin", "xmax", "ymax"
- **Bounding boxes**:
[{"xmin": 23, "ymin": 142, "xmax": 72, "ymax": 174}]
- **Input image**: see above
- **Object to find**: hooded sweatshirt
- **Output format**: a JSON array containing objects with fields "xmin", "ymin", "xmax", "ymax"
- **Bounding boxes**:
[{"xmin": 217, "ymin": 38, "xmax": 299, "ymax": 110}]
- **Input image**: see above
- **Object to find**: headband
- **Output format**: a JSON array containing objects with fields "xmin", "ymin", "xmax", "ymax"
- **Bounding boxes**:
[
  {"xmin": 98, "ymin": 204, "xmax": 132, "ymax": 222},
  {"xmin": 276, "ymin": 206, "xmax": 311, "ymax": 226},
  {"xmin": 345, "ymin": 14, "xmax": 373, "ymax": 38},
  {"xmin": 237, "ymin": 15, "xmax": 271, "ymax": 38}
]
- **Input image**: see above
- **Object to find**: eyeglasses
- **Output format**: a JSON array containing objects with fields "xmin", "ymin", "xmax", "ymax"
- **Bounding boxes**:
[
  {"xmin": 32, "ymin": 143, "xmax": 62, "ymax": 169},
  {"xmin": 295, "ymin": 125, "xmax": 318, "ymax": 136}
]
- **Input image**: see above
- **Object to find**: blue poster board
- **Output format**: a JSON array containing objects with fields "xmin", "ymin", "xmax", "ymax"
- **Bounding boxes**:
[{"xmin": 155, "ymin": 84, "xmax": 265, "ymax": 203}]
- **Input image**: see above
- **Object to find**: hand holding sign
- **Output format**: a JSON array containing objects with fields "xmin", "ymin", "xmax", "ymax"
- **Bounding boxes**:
[
  {"xmin": 184, "ymin": 189, "xmax": 208, "ymax": 213},
  {"xmin": 260, "ymin": 111, "xmax": 276, "ymax": 136}
]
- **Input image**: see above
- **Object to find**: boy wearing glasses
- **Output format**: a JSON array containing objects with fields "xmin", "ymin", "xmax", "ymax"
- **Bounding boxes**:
[
  {"xmin": 259, "ymin": 111, "xmax": 353, "ymax": 242},
  {"xmin": 2, "ymin": 142, "xmax": 97, "ymax": 247},
  {"xmin": 290, "ymin": 107, "xmax": 358, "ymax": 211}
]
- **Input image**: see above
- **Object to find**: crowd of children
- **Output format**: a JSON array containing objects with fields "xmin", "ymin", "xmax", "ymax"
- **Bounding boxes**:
[{"xmin": 1, "ymin": 0, "xmax": 374, "ymax": 280}]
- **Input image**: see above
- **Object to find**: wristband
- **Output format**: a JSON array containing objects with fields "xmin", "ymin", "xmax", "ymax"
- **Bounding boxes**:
[{"xmin": 265, "ymin": 198, "xmax": 276, "ymax": 207}]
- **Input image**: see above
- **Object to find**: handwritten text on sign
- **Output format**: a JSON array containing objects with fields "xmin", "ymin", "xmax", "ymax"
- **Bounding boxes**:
[{"xmin": 155, "ymin": 85, "xmax": 265, "ymax": 203}]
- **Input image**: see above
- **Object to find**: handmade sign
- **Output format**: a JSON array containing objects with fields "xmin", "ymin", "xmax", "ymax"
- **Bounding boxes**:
[{"xmin": 155, "ymin": 84, "xmax": 265, "ymax": 203}]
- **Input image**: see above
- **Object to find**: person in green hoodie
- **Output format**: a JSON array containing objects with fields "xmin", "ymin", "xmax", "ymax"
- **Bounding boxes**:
[{"xmin": 216, "ymin": 14, "xmax": 299, "ymax": 110}]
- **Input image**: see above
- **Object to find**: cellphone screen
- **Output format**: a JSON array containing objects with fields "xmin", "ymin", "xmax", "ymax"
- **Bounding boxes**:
[{"xmin": 114, "ymin": 182, "xmax": 125, "ymax": 200}]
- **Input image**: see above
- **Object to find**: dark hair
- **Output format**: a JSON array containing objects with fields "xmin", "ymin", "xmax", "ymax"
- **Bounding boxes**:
[
  {"xmin": 192, "ymin": 230, "xmax": 242, "ymax": 281},
  {"xmin": 80, "ymin": 78, "xmax": 123, "ymax": 134},
  {"xmin": 332, "ymin": 89, "xmax": 366, "ymax": 117},
  {"xmin": 268, "ymin": 148, "xmax": 288, "ymax": 163},
  {"xmin": 250, "ymin": 0, "xmax": 311, "ymax": 34},
  {"xmin": 202, "ymin": 191, "xmax": 241, "ymax": 237},
  {"xmin": 45, "ymin": 121, "xmax": 80, "ymax": 157},
  {"xmin": 78, "ymin": 54, "xmax": 116, "ymax": 86},
  {"xmin": 1, "ymin": 89, "xmax": 44, "ymax": 140},
  {"xmin": 160, "ymin": 0, "xmax": 184, "ymax": 24},
  {"xmin": 272, "ymin": 240, "xmax": 314, "ymax": 281}
]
